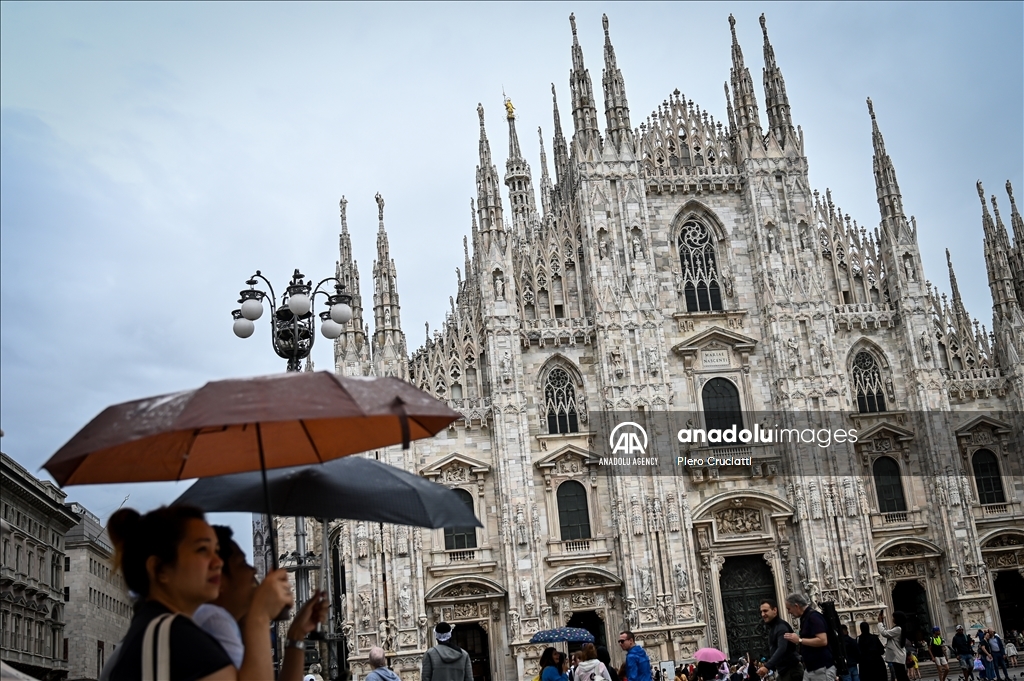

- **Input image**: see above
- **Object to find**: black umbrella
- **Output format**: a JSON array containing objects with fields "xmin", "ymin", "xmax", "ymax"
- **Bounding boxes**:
[{"xmin": 172, "ymin": 455, "xmax": 481, "ymax": 528}]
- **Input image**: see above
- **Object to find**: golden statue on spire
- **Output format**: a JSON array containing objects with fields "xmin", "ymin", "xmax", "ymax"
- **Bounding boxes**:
[{"xmin": 504, "ymin": 97, "xmax": 515, "ymax": 120}]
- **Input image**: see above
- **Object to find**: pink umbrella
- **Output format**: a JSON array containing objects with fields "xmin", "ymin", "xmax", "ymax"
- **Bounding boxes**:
[{"xmin": 694, "ymin": 648, "xmax": 727, "ymax": 664}]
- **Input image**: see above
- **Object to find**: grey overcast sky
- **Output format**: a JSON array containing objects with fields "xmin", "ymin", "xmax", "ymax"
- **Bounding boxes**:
[{"xmin": 2, "ymin": 2, "xmax": 1021, "ymax": 558}]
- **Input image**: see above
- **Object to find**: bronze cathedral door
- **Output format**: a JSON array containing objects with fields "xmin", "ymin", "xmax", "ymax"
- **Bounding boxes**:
[{"xmin": 719, "ymin": 555, "xmax": 776, "ymax": 660}]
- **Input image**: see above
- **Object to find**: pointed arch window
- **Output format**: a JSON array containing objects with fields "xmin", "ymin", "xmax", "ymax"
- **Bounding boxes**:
[
  {"xmin": 545, "ymin": 367, "xmax": 579, "ymax": 434},
  {"xmin": 972, "ymin": 449, "xmax": 1006, "ymax": 505},
  {"xmin": 852, "ymin": 351, "xmax": 887, "ymax": 413},
  {"xmin": 444, "ymin": 489, "xmax": 477, "ymax": 550},
  {"xmin": 678, "ymin": 220, "xmax": 723, "ymax": 311},
  {"xmin": 872, "ymin": 456, "xmax": 906, "ymax": 513},
  {"xmin": 557, "ymin": 480, "xmax": 591, "ymax": 541},
  {"xmin": 702, "ymin": 377, "xmax": 743, "ymax": 435}
]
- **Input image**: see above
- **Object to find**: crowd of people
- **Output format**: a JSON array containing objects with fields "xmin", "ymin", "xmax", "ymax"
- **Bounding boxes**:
[
  {"xmin": 733, "ymin": 594, "xmax": 1021, "ymax": 681},
  {"xmin": 92, "ymin": 516, "xmax": 1021, "ymax": 681}
]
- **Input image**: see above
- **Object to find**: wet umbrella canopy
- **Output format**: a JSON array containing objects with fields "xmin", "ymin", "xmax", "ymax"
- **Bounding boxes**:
[
  {"xmin": 172, "ymin": 456, "xmax": 481, "ymax": 529},
  {"xmin": 44, "ymin": 372, "xmax": 460, "ymax": 486},
  {"xmin": 529, "ymin": 627, "xmax": 596, "ymax": 644}
]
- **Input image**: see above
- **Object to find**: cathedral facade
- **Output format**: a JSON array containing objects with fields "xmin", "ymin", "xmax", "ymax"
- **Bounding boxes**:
[{"xmin": 260, "ymin": 13, "xmax": 1024, "ymax": 681}]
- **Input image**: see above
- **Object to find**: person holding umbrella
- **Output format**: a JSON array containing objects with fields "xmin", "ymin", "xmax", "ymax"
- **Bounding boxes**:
[
  {"xmin": 104, "ymin": 505, "xmax": 293, "ymax": 680},
  {"xmin": 193, "ymin": 526, "xmax": 328, "ymax": 681}
]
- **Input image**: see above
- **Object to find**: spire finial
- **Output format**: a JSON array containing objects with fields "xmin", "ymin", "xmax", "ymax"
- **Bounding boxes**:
[
  {"xmin": 1008, "ymin": 180, "xmax": 1017, "ymax": 206},
  {"xmin": 375, "ymin": 192, "xmax": 385, "ymax": 223},
  {"xmin": 602, "ymin": 13, "xmax": 609, "ymax": 36},
  {"xmin": 759, "ymin": 13, "xmax": 768, "ymax": 35},
  {"xmin": 477, "ymin": 103, "xmax": 485, "ymax": 129},
  {"xmin": 729, "ymin": 13, "xmax": 737, "ymax": 41},
  {"xmin": 340, "ymin": 195, "xmax": 348, "ymax": 232},
  {"xmin": 569, "ymin": 12, "xmax": 577, "ymax": 37},
  {"xmin": 977, "ymin": 180, "xmax": 987, "ymax": 204},
  {"xmin": 866, "ymin": 97, "xmax": 875, "ymax": 120},
  {"xmin": 504, "ymin": 96, "xmax": 515, "ymax": 121}
]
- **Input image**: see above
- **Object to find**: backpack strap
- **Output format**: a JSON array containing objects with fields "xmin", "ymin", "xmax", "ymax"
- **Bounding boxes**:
[{"xmin": 142, "ymin": 613, "xmax": 177, "ymax": 681}]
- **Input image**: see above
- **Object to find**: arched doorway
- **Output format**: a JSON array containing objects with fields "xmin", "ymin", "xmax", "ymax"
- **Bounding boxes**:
[
  {"xmin": 719, "ymin": 555, "xmax": 776, "ymax": 659},
  {"xmin": 891, "ymin": 581, "xmax": 931, "ymax": 640},
  {"xmin": 566, "ymin": 610, "xmax": 607, "ymax": 651},
  {"xmin": 454, "ymin": 622, "xmax": 491, "ymax": 681},
  {"xmin": 994, "ymin": 570, "xmax": 1024, "ymax": 633}
]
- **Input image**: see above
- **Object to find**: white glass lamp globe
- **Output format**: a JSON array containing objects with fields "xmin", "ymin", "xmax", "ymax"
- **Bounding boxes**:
[
  {"xmin": 233, "ymin": 317, "xmax": 255, "ymax": 338},
  {"xmin": 330, "ymin": 303, "xmax": 353, "ymax": 324},
  {"xmin": 320, "ymin": 319, "xmax": 343, "ymax": 339},
  {"xmin": 240, "ymin": 298, "xmax": 264, "ymax": 321},
  {"xmin": 287, "ymin": 293, "xmax": 311, "ymax": 316}
]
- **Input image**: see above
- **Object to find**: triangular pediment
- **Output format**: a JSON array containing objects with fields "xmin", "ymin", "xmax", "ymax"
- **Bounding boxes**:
[
  {"xmin": 672, "ymin": 326, "xmax": 759, "ymax": 356},
  {"xmin": 420, "ymin": 452, "xmax": 491, "ymax": 480},
  {"xmin": 855, "ymin": 421, "xmax": 915, "ymax": 442},
  {"xmin": 535, "ymin": 444, "xmax": 598, "ymax": 471},
  {"xmin": 954, "ymin": 414, "xmax": 1013, "ymax": 437}
]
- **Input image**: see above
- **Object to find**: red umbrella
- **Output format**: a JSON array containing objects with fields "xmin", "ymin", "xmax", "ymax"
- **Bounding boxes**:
[{"xmin": 44, "ymin": 371, "xmax": 459, "ymax": 486}]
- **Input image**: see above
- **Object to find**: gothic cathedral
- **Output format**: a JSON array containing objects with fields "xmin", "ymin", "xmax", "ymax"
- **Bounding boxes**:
[{"xmin": 258, "ymin": 13, "xmax": 1024, "ymax": 681}]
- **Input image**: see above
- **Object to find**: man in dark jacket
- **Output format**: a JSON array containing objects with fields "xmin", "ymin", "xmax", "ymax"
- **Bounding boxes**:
[
  {"xmin": 951, "ymin": 625, "xmax": 974, "ymax": 681},
  {"xmin": 840, "ymin": 625, "xmax": 860, "ymax": 681},
  {"xmin": 757, "ymin": 598, "xmax": 801, "ymax": 681},
  {"xmin": 422, "ymin": 622, "xmax": 473, "ymax": 681},
  {"xmin": 783, "ymin": 593, "xmax": 835, "ymax": 681}
]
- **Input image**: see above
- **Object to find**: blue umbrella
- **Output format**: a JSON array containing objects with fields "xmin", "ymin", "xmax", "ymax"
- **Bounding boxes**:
[{"xmin": 529, "ymin": 627, "xmax": 595, "ymax": 644}]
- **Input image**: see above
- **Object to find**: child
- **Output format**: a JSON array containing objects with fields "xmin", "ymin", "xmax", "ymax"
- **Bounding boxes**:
[{"xmin": 907, "ymin": 647, "xmax": 921, "ymax": 681}]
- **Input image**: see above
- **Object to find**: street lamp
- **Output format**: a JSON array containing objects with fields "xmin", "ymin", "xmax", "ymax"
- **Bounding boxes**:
[
  {"xmin": 231, "ymin": 267, "xmax": 352, "ymax": 673},
  {"xmin": 232, "ymin": 268, "xmax": 353, "ymax": 372}
]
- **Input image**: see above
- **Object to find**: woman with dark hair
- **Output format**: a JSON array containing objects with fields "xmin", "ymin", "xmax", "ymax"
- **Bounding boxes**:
[
  {"xmin": 105, "ymin": 505, "xmax": 293, "ymax": 680},
  {"xmin": 541, "ymin": 648, "xmax": 569, "ymax": 681},
  {"xmin": 859, "ymin": 621, "xmax": 888, "ymax": 681},
  {"xmin": 597, "ymin": 646, "xmax": 620, "ymax": 681},
  {"xmin": 695, "ymin": 661, "xmax": 722, "ymax": 681},
  {"xmin": 879, "ymin": 610, "xmax": 910, "ymax": 681}
]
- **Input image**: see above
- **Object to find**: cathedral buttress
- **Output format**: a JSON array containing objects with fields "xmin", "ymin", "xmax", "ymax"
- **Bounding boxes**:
[
  {"xmin": 568, "ymin": 13, "xmax": 601, "ymax": 157},
  {"xmin": 601, "ymin": 14, "xmax": 633, "ymax": 155},
  {"xmin": 728, "ymin": 14, "xmax": 764, "ymax": 155},
  {"xmin": 334, "ymin": 196, "xmax": 370, "ymax": 376},
  {"xmin": 760, "ymin": 14, "xmax": 797, "ymax": 154},
  {"xmin": 371, "ymin": 193, "xmax": 408, "ymax": 379}
]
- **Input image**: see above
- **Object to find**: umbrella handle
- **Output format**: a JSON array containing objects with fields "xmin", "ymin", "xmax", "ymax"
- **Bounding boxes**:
[
  {"xmin": 256, "ymin": 424, "xmax": 291, "ymax": 622},
  {"xmin": 391, "ymin": 397, "xmax": 410, "ymax": 450}
]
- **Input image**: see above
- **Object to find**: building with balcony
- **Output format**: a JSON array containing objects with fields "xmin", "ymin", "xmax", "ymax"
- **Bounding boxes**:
[
  {"xmin": 257, "ymin": 11, "xmax": 1024, "ymax": 681},
  {"xmin": 1, "ymin": 452, "xmax": 79, "ymax": 680}
]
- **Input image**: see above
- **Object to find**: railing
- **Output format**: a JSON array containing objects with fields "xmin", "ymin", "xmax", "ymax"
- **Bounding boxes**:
[
  {"xmin": 563, "ymin": 540, "xmax": 591, "ymax": 553},
  {"xmin": 447, "ymin": 550, "xmax": 476, "ymax": 563},
  {"xmin": 835, "ymin": 303, "xmax": 894, "ymax": 314},
  {"xmin": 882, "ymin": 512, "xmax": 908, "ymax": 524},
  {"xmin": 941, "ymin": 368, "xmax": 1002, "ymax": 380},
  {"xmin": 982, "ymin": 503, "xmax": 1008, "ymax": 515},
  {"xmin": 833, "ymin": 303, "xmax": 899, "ymax": 330}
]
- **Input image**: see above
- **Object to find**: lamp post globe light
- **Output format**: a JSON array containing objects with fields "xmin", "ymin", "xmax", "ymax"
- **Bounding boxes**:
[
  {"xmin": 230, "ymin": 267, "xmax": 353, "ymax": 616},
  {"xmin": 232, "ymin": 268, "xmax": 353, "ymax": 372}
]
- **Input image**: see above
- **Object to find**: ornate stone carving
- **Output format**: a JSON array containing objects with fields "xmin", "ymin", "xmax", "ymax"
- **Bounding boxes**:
[{"xmin": 715, "ymin": 507, "xmax": 763, "ymax": 534}]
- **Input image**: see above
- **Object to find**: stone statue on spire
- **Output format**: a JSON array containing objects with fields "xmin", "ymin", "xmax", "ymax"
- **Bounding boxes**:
[{"xmin": 375, "ymin": 192, "xmax": 385, "ymax": 222}]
